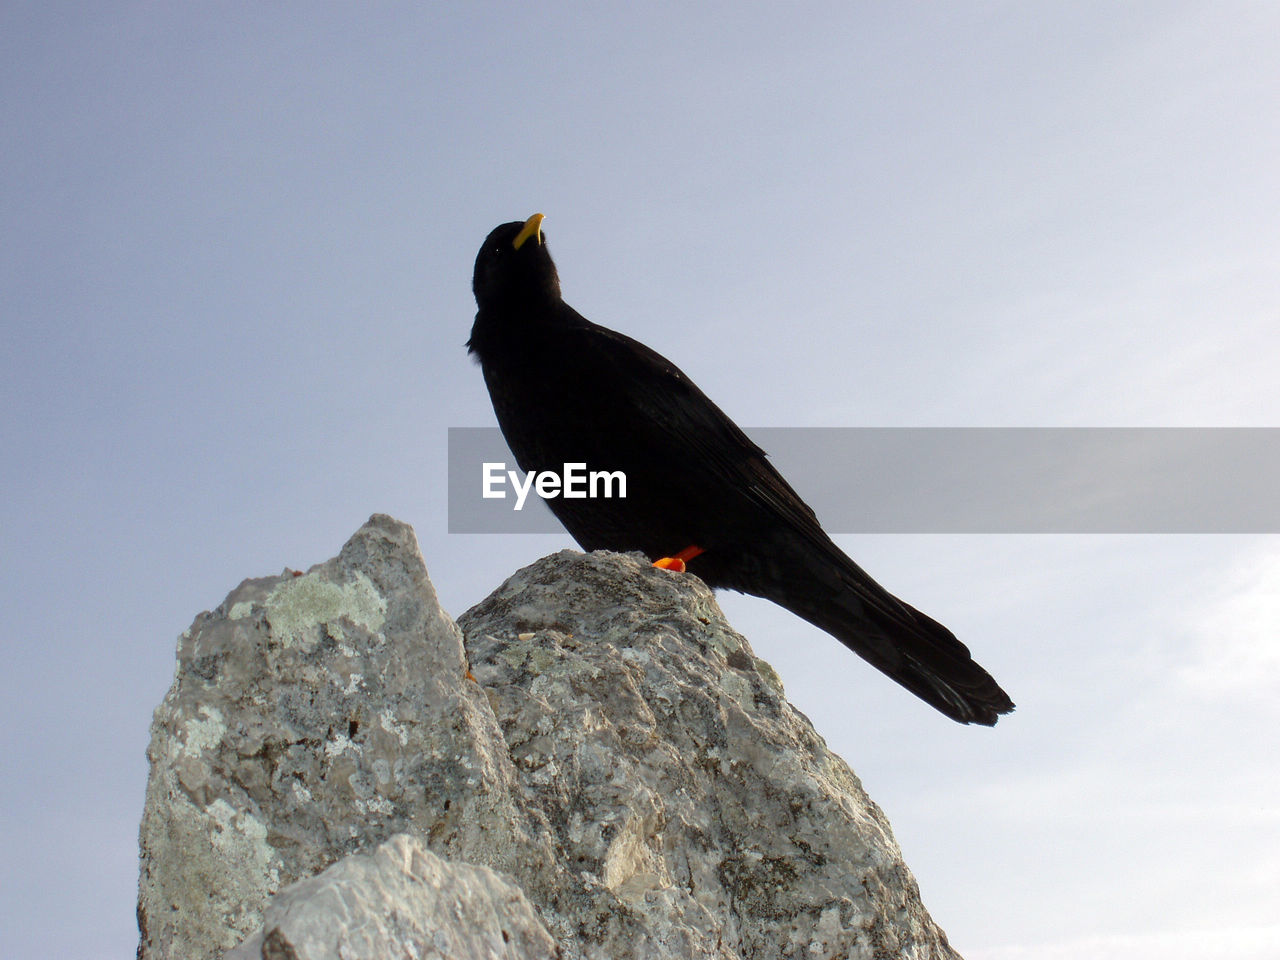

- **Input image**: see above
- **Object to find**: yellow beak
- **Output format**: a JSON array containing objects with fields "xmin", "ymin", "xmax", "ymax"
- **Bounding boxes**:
[{"xmin": 512, "ymin": 213, "xmax": 545, "ymax": 250}]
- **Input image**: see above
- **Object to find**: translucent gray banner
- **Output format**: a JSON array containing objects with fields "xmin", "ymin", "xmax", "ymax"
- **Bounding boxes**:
[{"xmin": 447, "ymin": 427, "xmax": 1280, "ymax": 533}]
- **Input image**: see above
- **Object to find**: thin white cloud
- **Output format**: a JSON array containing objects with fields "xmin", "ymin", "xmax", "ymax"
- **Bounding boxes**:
[
  {"xmin": 969, "ymin": 925, "xmax": 1280, "ymax": 960},
  {"xmin": 1177, "ymin": 545, "xmax": 1280, "ymax": 701}
]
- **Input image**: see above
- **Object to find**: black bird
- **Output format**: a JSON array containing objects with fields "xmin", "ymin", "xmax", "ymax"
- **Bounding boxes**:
[{"xmin": 468, "ymin": 214, "xmax": 1014, "ymax": 725}]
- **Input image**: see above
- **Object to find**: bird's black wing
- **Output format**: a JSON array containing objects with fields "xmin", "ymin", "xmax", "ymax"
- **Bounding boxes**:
[{"xmin": 573, "ymin": 320, "xmax": 1014, "ymax": 724}]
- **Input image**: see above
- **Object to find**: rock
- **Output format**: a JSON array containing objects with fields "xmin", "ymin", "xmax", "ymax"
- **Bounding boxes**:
[
  {"xmin": 137, "ymin": 515, "xmax": 546, "ymax": 959},
  {"xmin": 138, "ymin": 514, "xmax": 962, "ymax": 960},
  {"xmin": 459, "ymin": 548, "xmax": 960, "ymax": 960},
  {"xmin": 223, "ymin": 834, "xmax": 557, "ymax": 960}
]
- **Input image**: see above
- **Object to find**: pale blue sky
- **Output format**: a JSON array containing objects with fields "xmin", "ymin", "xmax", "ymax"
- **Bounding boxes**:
[{"xmin": 2, "ymin": 3, "xmax": 1278, "ymax": 957}]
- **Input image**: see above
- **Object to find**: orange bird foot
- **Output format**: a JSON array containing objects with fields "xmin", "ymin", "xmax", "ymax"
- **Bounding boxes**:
[{"xmin": 653, "ymin": 544, "xmax": 705, "ymax": 573}]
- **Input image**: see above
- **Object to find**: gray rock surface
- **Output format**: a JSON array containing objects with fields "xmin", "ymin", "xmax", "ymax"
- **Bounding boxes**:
[
  {"xmin": 139, "ymin": 514, "xmax": 962, "ymax": 960},
  {"xmin": 224, "ymin": 834, "xmax": 557, "ymax": 960}
]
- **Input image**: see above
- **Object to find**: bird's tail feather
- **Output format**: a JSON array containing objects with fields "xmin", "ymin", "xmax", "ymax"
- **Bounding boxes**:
[{"xmin": 774, "ymin": 550, "xmax": 1015, "ymax": 725}]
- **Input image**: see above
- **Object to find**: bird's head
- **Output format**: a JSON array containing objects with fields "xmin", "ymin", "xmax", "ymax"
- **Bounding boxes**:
[{"xmin": 472, "ymin": 213, "xmax": 562, "ymax": 312}]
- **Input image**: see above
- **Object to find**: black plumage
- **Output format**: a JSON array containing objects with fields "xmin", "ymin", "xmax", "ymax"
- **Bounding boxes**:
[{"xmin": 468, "ymin": 214, "xmax": 1014, "ymax": 725}]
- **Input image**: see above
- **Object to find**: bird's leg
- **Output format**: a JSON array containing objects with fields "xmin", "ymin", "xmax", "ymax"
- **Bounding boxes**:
[{"xmin": 653, "ymin": 544, "xmax": 705, "ymax": 573}]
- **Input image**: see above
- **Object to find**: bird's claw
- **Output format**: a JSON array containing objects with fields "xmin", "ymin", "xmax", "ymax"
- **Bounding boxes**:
[{"xmin": 653, "ymin": 544, "xmax": 704, "ymax": 573}]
